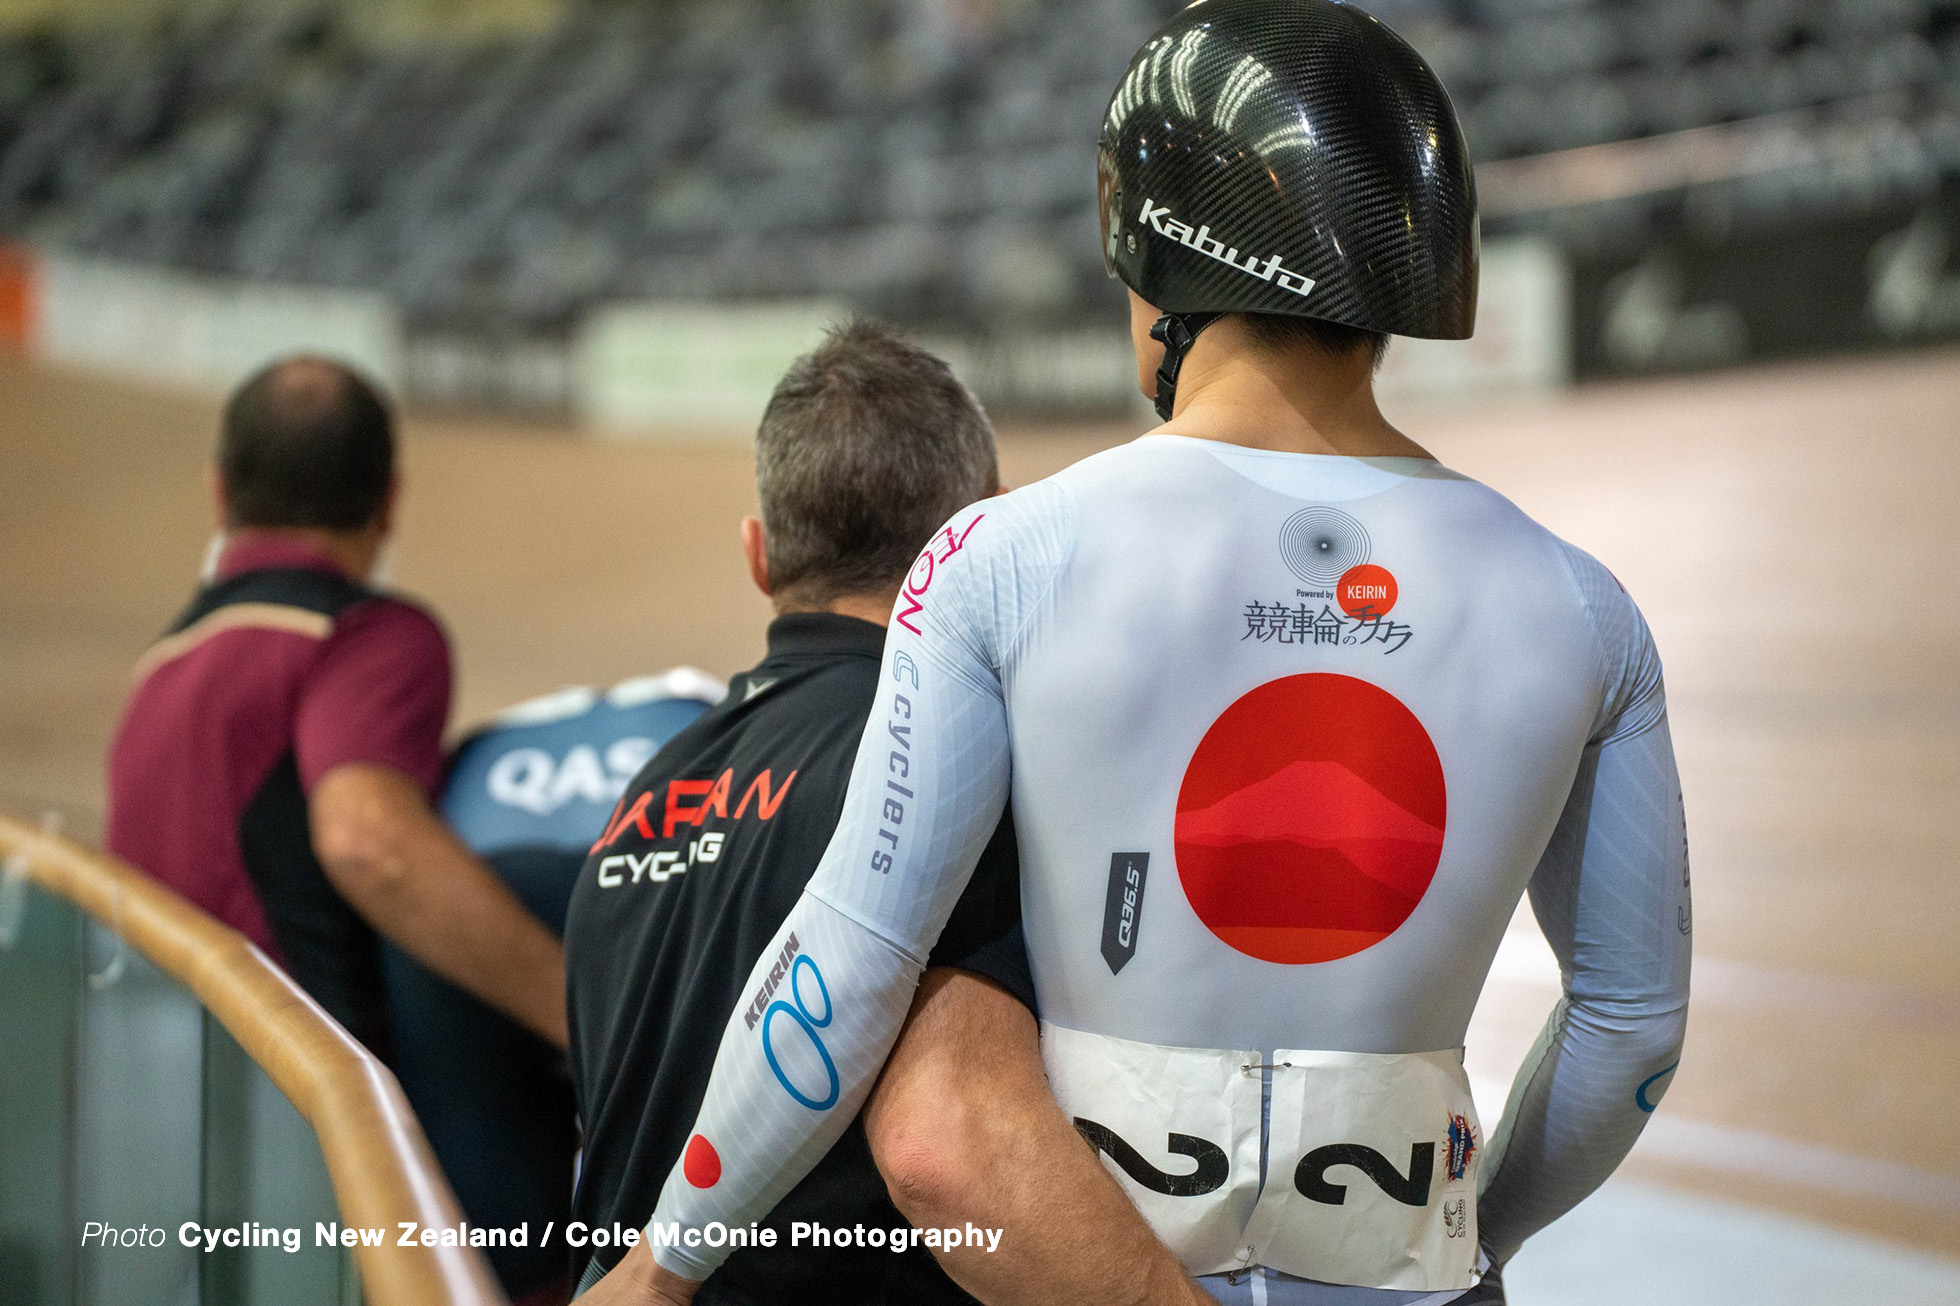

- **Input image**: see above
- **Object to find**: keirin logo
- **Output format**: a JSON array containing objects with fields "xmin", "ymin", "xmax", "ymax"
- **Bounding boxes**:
[{"xmin": 1138, "ymin": 199, "xmax": 1315, "ymax": 299}]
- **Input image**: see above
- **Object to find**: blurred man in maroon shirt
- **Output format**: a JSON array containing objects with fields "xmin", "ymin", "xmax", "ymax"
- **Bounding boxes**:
[{"xmin": 106, "ymin": 355, "xmax": 566, "ymax": 1057}]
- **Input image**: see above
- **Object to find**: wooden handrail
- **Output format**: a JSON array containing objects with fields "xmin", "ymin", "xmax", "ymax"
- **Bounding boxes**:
[{"xmin": 0, "ymin": 811, "xmax": 507, "ymax": 1306}]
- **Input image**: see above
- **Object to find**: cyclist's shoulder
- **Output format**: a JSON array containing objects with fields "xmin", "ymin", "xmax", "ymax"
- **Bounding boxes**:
[
  {"xmin": 938, "ymin": 476, "xmax": 1078, "ymax": 572},
  {"xmin": 1046, "ymin": 432, "xmax": 1226, "ymax": 498},
  {"xmin": 1411, "ymin": 463, "xmax": 1548, "ymax": 532},
  {"xmin": 1417, "ymin": 472, "xmax": 1623, "ymax": 596},
  {"xmin": 900, "ymin": 480, "xmax": 1080, "ymax": 665},
  {"xmin": 1525, "ymin": 531, "xmax": 1664, "ymax": 732},
  {"xmin": 1543, "ymin": 533, "xmax": 1629, "ymax": 609},
  {"xmin": 1410, "ymin": 475, "xmax": 1653, "ymax": 650}
]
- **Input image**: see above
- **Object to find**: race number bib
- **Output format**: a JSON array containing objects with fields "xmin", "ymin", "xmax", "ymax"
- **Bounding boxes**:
[
  {"xmin": 1039, "ymin": 1022, "xmax": 1261, "ymax": 1275},
  {"xmin": 1040, "ymin": 1024, "xmax": 1481, "ymax": 1289},
  {"xmin": 1246, "ymin": 1047, "xmax": 1481, "ymax": 1290}
]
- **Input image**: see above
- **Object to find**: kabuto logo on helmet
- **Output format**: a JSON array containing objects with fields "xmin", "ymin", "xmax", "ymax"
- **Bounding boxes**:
[{"xmin": 1138, "ymin": 199, "xmax": 1316, "ymax": 300}]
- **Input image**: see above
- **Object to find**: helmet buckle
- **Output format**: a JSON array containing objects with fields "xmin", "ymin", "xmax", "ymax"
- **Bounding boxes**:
[{"xmin": 1150, "ymin": 311, "xmax": 1224, "ymax": 421}]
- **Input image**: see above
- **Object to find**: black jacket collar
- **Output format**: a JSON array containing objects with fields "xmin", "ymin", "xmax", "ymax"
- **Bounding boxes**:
[{"xmin": 763, "ymin": 611, "xmax": 886, "ymax": 662}]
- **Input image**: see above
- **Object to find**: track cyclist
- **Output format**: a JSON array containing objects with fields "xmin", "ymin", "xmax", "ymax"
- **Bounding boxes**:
[{"xmin": 587, "ymin": 2, "xmax": 1691, "ymax": 1303}]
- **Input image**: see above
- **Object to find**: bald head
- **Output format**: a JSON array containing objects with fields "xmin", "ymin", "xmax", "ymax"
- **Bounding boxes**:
[{"xmin": 218, "ymin": 356, "xmax": 395, "ymax": 532}]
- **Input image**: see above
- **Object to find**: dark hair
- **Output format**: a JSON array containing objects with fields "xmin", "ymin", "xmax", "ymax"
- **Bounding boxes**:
[
  {"xmin": 218, "ymin": 356, "xmax": 395, "ymax": 531},
  {"xmin": 1237, "ymin": 313, "xmax": 1390, "ymax": 369},
  {"xmin": 756, "ymin": 321, "xmax": 997, "ymax": 607}
]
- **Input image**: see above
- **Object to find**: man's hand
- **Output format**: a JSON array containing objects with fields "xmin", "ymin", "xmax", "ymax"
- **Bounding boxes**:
[
  {"xmin": 864, "ymin": 968, "xmax": 1216, "ymax": 1306},
  {"xmin": 310, "ymin": 762, "xmax": 569, "ymax": 1046},
  {"xmin": 577, "ymin": 1239, "xmax": 700, "ymax": 1306}
]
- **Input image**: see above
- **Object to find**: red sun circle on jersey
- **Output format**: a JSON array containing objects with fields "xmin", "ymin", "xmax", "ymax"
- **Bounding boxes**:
[
  {"xmin": 683, "ymin": 1134, "xmax": 722, "ymax": 1188},
  {"xmin": 1176, "ymin": 674, "xmax": 1446, "ymax": 965},
  {"xmin": 1337, "ymin": 564, "xmax": 1398, "ymax": 618}
]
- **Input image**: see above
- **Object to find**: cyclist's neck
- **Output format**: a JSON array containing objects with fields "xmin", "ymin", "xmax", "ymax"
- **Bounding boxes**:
[{"xmin": 1150, "ymin": 334, "xmax": 1434, "ymax": 461}]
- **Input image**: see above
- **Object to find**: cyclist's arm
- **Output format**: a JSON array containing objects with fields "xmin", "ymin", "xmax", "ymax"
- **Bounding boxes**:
[
  {"xmin": 865, "ymin": 969, "xmax": 1213, "ymax": 1306},
  {"xmin": 634, "ymin": 489, "xmax": 1072, "ymax": 1286},
  {"xmin": 1476, "ymin": 552, "xmax": 1692, "ymax": 1261}
]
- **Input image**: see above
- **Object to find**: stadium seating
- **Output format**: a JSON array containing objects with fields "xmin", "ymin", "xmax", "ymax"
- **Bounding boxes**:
[{"xmin": 0, "ymin": 0, "xmax": 1954, "ymax": 339}]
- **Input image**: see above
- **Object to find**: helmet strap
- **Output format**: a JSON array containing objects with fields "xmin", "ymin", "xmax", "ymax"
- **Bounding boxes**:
[{"xmin": 1148, "ymin": 312, "xmax": 1224, "ymax": 421}]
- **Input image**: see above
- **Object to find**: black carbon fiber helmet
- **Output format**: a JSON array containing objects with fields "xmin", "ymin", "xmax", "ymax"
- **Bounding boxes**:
[{"xmin": 1098, "ymin": 0, "xmax": 1480, "ymax": 416}]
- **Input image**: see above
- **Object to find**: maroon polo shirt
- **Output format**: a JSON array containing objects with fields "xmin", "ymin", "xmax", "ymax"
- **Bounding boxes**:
[{"xmin": 105, "ymin": 535, "xmax": 451, "ymax": 1054}]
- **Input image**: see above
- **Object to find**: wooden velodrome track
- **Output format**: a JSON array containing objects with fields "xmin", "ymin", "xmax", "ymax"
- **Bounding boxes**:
[{"xmin": 2, "ymin": 346, "xmax": 1956, "ymax": 1263}]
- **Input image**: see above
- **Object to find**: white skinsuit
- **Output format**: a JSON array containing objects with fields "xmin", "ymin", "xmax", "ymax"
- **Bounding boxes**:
[{"xmin": 643, "ymin": 435, "xmax": 1692, "ymax": 1303}]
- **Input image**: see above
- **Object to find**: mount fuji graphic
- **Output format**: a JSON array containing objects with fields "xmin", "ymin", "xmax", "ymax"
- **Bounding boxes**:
[{"xmin": 1176, "ymin": 760, "xmax": 1445, "ymax": 960}]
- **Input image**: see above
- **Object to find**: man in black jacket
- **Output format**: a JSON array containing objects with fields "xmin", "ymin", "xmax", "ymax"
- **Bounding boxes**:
[
  {"xmin": 564, "ymin": 318, "xmax": 1015, "ymax": 1303},
  {"xmin": 565, "ymin": 322, "xmax": 1200, "ymax": 1306}
]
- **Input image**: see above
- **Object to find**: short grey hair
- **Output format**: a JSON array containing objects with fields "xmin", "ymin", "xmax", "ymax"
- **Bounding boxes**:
[{"xmin": 755, "ymin": 320, "xmax": 998, "ymax": 607}]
